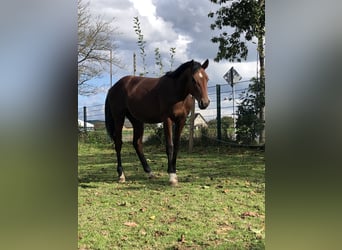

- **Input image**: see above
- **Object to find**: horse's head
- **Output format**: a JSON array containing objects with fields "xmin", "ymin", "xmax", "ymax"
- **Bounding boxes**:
[{"xmin": 191, "ymin": 59, "xmax": 210, "ymax": 109}]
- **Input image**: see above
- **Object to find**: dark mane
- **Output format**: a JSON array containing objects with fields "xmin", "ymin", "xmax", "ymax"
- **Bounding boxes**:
[{"xmin": 165, "ymin": 60, "xmax": 201, "ymax": 79}]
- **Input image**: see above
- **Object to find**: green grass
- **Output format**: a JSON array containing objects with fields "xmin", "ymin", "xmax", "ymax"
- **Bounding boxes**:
[{"xmin": 78, "ymin": 142, "xmax": 265, "ymax": 249}]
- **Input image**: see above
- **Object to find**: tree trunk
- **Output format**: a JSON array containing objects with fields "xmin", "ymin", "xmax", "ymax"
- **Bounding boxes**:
[
  {"xmin": 257, "ymin": 0, "xmax": 265, "ymax": 144},
  {"xmin": 258, "ymin": 40, "xmax": 265, "ymax": 144}
]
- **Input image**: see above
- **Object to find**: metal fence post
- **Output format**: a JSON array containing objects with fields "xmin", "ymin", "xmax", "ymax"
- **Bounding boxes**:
[
  {"xmin": 216, "ymin": 84, "xmax": 221, "ymax": 141},
  {"xmin": 83, "ymin": 106, "xmax": 87, "ymax": 133}
]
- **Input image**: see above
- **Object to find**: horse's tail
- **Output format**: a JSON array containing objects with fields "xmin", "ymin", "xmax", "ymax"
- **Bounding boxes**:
[{"xmin": 105, "ymin": 95, "xmax": 115, "ymax": 141}]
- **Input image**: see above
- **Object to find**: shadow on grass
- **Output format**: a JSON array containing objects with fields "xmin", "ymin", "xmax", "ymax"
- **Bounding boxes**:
[{"xmin": 78, "ymin": 144, "xmax": 265, "ymax": 188}]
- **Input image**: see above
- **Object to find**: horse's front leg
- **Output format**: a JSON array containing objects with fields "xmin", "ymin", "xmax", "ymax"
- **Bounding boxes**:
[
  {"xmin": 163, "ymin": 118, "xmax": 177, "ymax": 186},
  {"xmin": 171, "ymin": 119, "xmax": 186, "ymax": 185}
]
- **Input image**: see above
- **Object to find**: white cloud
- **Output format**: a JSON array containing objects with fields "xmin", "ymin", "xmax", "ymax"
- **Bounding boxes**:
[
  {"xmin": 174, "ymin": 34, "xmax": 193, "ymax": 62},
  {"xmin": 129, "ymin": 0, "xmax": 155, "ymax": 18}
]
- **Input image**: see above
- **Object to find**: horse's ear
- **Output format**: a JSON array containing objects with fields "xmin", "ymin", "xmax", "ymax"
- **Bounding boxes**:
[{"xmin": 202, "ymin": 59, "xmax": 209, "ymax": 69}]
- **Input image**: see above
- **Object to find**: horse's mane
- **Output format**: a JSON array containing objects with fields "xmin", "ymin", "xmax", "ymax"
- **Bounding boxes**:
[{"xmin": 165, "ymin": 60, "xmax": 201, "ymax": 79}]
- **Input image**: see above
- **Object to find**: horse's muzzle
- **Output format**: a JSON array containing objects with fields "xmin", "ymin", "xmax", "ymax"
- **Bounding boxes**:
[{"xmin": 198, "ymin": 99, "xmax": 210, "ymax": 109}]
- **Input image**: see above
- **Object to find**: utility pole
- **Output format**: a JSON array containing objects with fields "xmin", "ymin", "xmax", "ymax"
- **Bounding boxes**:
[
  {"xmin": 230, "ymin": 67, "xmax": 236, "ymax": 138},
  {"xmin": 109, "ymin": 49, "xmax": 113, "ymax": 87},
  {"xmin": 223, "ymin": 67, "xmax": 242, "ymax": 140}
]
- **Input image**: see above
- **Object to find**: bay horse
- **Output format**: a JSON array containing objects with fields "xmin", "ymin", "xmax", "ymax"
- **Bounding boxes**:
[{"xmin": 105, "ymin": 59, "xmax": 209, "ymax": 186}]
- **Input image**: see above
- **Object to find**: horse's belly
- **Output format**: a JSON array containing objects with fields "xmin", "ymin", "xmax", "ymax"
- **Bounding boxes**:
[
  {"xmin": 128, "ymin": 106, "xmax": 163, "ymax": 124},
  {"xmin": 127, "ymin": 98, "xmax": 190, "ymax": 124}
]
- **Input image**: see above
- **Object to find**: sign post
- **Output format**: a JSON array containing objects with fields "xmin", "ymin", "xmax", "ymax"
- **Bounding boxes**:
[{"xmin": 223, "ymin": 67, "xmax": 242, "ymax": 139}]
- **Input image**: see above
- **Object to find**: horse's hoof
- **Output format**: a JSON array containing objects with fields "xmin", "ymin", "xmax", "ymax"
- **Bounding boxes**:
[
  {"xmin": 118, "ymin": 174, "xmax": 126, "ymax": 183},
  {"xmin": 169, "ymin": 173, "xmax": 178, "ymax": 186},
  {"xmin": 169, "ymin": 180, "xmax": 178, "ymax": 186},
  {"xmin": 148, "ymin": 172, "xmax": 156, "ymax": 179}
]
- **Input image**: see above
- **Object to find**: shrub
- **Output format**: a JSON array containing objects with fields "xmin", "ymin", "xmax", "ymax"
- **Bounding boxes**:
[{"xmin": 78, "ymin": 129, "xmax": 111, "ymax": 147}]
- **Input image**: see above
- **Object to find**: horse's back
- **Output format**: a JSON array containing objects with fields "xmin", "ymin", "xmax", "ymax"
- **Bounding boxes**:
[
  {"xmin": 108, "ymin": 75, "xmax": 131, "ymax": 94},
  {"xmin": 106, "ymin": 75, "xmax": 191, "ymax": 123},
  {"xmin": 107, "ymin": 75, "xmax": 160, "ymax": 115},
  {"xmin": 108, "ymin": 75, "xmax": 159, "ymax": 95},
  {"xmin": 106, "ymin": 76, "xmax": 134, "ymax": 115}
]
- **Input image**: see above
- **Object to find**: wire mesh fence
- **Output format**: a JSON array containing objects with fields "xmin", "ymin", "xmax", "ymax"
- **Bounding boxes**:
[{"xmin": 78, "ymin": 80, "xmax": 263, "ymax": 147}]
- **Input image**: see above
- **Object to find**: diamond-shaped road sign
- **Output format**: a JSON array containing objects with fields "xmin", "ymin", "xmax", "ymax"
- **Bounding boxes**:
[{"xmin": 223, "ymin": 67, "xmax": 242, "ymax": 86}]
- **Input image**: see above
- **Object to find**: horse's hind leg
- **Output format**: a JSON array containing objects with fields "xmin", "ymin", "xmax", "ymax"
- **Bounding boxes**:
[
  {"xmin": 129, "ymin": 116, "xmax": 154, "ymax": 179},
  {"xmin": 113, "ymin": 115, "xmax": 125, "ymax": 182}
]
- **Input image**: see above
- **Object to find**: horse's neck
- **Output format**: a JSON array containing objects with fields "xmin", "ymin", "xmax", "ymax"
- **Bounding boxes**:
[{"xmin": 173, "ymin": 73, "xmax": 192, "ymax": 101}]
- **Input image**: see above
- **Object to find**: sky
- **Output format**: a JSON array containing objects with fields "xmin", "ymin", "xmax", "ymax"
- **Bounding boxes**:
[{"xmin": 78, "ymin": 0, "xmax": 259, "ymax": 120}]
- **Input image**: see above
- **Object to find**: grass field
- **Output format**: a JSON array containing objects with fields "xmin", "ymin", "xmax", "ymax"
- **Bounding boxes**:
[{"xmin": 78, "ymin": 141, "xmax": 265, "ymax": 249}]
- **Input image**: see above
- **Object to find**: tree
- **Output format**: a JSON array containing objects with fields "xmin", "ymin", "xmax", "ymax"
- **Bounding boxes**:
[
  {"xmin": 133, "ymin": 16, "xmax": 177, "ymax": 76},
  {"xmin": 203, "ymin": 116, "xmax": 234, "ymax": 140},
  {"xmin": 208, "ymin": 0, "xmax": 265, "ymax": 143},
  {"xmin": 221, "ymin": 116, "xmax": 234, "ymax": 139},
  {"xmin": 78, "ymin": 0, "xmax": 122, "ymax": 96},
  {"xmin": 133, "ymin": 16, "xmax": 148, "ymax": 76},
  {"xmin": 154, "ymin": 47, "xmax": 176, "ymax": 76},
  {"xmin": 169, "ymin": 47, "xmax": 176, "ymax": 71},
  {"xmin": 236, "ymin": 78, "xmax": 264, "ymax": 144},
  {"xmin": 154, "ymin": 48, "xmax": 164, "ymax": 76}
]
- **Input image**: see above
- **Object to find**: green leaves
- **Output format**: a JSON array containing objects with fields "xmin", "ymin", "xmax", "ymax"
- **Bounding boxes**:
[
  {"xmin": 209, "ymin": 0, "xmax": 265, "ymax": 63},
  {"xmin": 133, "ymin": 17, "xmax": 177, "ymax": 76},
  {"xmin": 133, "ymin": 16, "xmax": 148, "ymax": 75},
  {"xmin": 169, "ymin": 47, "xmax": 176, "ymax": 71},
  {"xmin": 154, "ymin": 48, "xmax": 164, "ymax": 76},
  {"xmin": 209, "ymin": 0, "xmax": 266, "ymax": 143},
  {"xmin": 211, "ymin": 33, "xmax": 248, "ymax": 62},
  {"xmin": 236, "ymin": 78, "xmax": 265, "ymax": 144}
]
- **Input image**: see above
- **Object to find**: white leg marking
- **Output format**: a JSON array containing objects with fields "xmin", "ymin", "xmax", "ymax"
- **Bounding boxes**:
[
  {"xmin": 169, "ymin": 173, "xmax": 178, "ymax": 186},
  {"xmin": 118, "ymin": 173, "xmax": 126, "ymax": 183}
]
